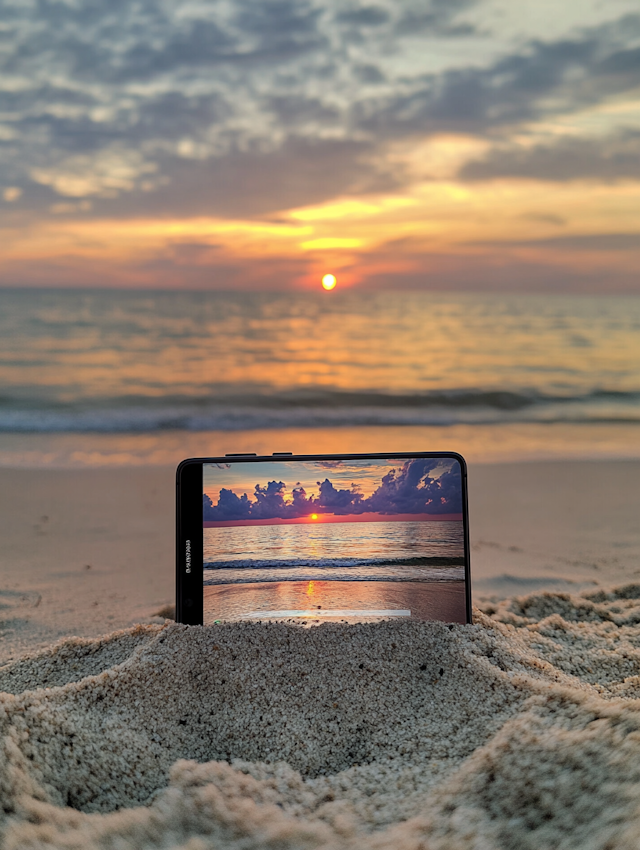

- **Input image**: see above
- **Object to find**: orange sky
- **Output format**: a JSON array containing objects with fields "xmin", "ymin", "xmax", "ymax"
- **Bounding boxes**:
[{"xmin": 204, "ymin": 511, "xmax": 463, "ymax": 528}]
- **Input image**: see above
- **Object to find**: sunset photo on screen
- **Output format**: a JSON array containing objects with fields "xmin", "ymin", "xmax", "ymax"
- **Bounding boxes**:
[{"xmin": 202, "ymin": 457, "xmax": 467, "ymax": 624}]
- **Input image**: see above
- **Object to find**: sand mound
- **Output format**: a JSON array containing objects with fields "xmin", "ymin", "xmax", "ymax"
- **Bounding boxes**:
[{"xmin": 3, "ymin": 587, "xmax": 640, "ymax": 849}]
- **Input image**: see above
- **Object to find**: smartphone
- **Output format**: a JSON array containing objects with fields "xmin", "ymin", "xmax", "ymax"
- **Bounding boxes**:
[{"xmin": 176, "ymin": 452, "xmax": 471, "ymax": 625}]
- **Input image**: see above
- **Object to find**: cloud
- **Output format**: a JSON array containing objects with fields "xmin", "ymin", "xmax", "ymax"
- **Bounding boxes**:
[
  {"xmin": 203, "ymin": 489, "xmax": 251, "ymax": 521},
  {"xmin": 366, "ymin": 459, "xmax": 462, "ymax": 515},
  {"xmin": 1, "ymin": 0, "xmax": 639, "ymax": 290},
  {"xmin": 2, "ymin": 187, "xmax": 21, "ymax": 202},
  {"xmin": 471, "ymin": 233, "xmax": 640, "ymax": 252},
  {"xmin": 459, "ymin": 130, "xmax": 640, "ymax": 182},
  {"xmin": 347, "ymin": 240, "xmax": 640, "ymax": 294},
  {"xmin": 336, "ymin": 6, "xmax": 390, "ymax": 28},
  {"xmin": 203, "ymin": 459, "xmax": 462, "ymax": 520},
  {"xmin": 353, "ymin": 63, "xmax": 387, "ymax": 84},
  {"xmin": 520, "ymin": 212, "xmax": 567, "ymax": 226},
  {"xmin": 30, "ymin": 148, "xmax": 158, "ymax": 198},
  {"xmin": 315, "ymin": 478, "xmax": 365, "ymax": 513},
  {"xmin": 94, "ymin": 137, "xmax": 398, "ymax": 219},
  {"xmin": 1, "ymin": 0, "xmax": 325, "ymax": 83},
  {"xmin": 0, "ymin": 0, "xmax": 404, "ymax": 221},
  {"xmin": 393, "ymin": 0, "xmax": 479, "ymax": 37},
  {"xmin": 204, "ymin": 480, "xmax": 317, "ymax": 520},
  {"xmin": 0, "ymin": 0, "xmax": 542, "ymax": 223},
  {"xmin": 352, "ymin": 18, "xmax": 640, "ymax": 139}
]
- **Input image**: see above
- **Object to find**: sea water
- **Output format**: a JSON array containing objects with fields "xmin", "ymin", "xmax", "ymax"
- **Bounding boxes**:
[
  {"xmin": 202, "ymin": 520, "xmax": 467, "ymax": 623},
  {"xmin": 203, "ymin": 519, "xmax": 465, "ymax": 584},
  {"xmin": 1, "ymin": 288, "xmax": 639, "ymax": 465}
]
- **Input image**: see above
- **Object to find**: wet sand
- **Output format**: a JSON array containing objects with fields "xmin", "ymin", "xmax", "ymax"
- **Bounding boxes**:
[{"xmin": 203, "ymin": 579, "xmax": 468, "ymax": 624}]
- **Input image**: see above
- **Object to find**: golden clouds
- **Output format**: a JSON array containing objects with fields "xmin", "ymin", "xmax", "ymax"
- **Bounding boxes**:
[{"xmin": 2, "ymin": 135, "xmax": 640, "ymax": 290}]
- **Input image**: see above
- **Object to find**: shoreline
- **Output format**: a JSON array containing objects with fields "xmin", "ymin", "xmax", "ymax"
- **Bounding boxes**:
[
  {"xmin": 203, "ymin": 579, "xmax": 468, "ymax": 624},
  {"xmin": 1, "ymin": 421, "xmax": 640, "ymax": 468}
]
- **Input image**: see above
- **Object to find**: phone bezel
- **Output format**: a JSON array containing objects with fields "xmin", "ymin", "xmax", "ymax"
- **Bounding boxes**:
[{"xmin": 176, "ymin": 451, "xmax": 471, "ymax": 625}]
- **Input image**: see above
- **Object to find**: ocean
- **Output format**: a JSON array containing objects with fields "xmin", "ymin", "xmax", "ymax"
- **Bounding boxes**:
[
  {"xmin": 1, "ymin": 288, "xmax": 640, "ymax": 466},
  {"xmin": 203, "ymin": 519, "xmax": 465, "ymax": 585}
]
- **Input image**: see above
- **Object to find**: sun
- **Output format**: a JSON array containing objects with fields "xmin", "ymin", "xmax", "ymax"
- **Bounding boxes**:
[
  {"xmin": 310, "ymin": 513, "xmax": 319, "ymax": 520},
  {"xmin": 321, "ymin": 274, "xmax": 336, "ymax": 291}
]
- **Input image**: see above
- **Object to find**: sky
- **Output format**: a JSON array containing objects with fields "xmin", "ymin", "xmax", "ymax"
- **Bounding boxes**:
[
  {"xmin": 203, "ymin": 457, "xmax": 462, "ymax": 523},
  {"xmin": 1, "ymin": 0, "xmax": 639, "ymax": 293}
]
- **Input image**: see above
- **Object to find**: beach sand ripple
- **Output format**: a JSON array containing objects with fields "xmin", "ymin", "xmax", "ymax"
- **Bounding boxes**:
[{"xmin": 3, "ymin": 587, "xmax": 640, "ymax": 848}]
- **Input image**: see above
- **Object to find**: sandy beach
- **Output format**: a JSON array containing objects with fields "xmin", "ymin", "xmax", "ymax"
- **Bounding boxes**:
[
  {"xmin": 1, "ymin": 459, "xmax": 640, "ymax": 847},
  {"xmin": 4, "ymin": 595, "xmax": 640, "ymax": 848}
]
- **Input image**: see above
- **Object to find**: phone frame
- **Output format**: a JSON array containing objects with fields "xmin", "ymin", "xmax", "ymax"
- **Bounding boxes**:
[{"xmin": 176, "ymin": 451, "xmax": 471, "ymax": 625}]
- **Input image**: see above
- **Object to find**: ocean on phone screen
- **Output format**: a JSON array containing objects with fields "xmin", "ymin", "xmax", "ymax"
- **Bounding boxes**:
[{"xmin": 203, "ymin": 519, "xmax": 465, "ymax": 584}]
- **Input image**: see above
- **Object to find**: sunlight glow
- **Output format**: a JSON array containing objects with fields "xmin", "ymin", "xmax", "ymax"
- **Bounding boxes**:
[
  {"xmin": 302, "ymin": 238, "xmax": 362, "ymax": 250},
  {"xmin": 290, "ymin": 196, "xmax": 415, "ymax": 221},
  {"xmin": 310, "ymin": 512, "xmax": 319, "ymax": 519},
  {"xmin": 321, "ymin": 275, "xmax": 336, "ymax": 291}
]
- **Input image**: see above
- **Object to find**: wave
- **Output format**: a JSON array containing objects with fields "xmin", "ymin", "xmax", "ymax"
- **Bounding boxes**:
[
  {"xmin": 1, "ymin": 388, "xmax": 640, "ymax": 432},
  {"xmin": 204, "ymin": 556, "xmax": 465, "ymax": 570},
  {"xmin": 202, "ymin": 565, "xmax": 467, "ymax": 585}
]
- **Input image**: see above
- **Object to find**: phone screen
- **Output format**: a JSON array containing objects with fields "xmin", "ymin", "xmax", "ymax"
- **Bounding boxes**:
[{"xmin": 197, "ymin": 454, "xmax": 470, "ymax": 624}]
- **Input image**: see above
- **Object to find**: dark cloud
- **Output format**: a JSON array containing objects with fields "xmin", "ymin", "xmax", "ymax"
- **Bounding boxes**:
[
  {"xmin": 233, "ymin": 0, "xmax": 323, "ymax": 41},
  {"xmin": 75, "ymin": 137, "xmax": 400, "ymax": 219},
  {"xmin": 315, "ymin": 478, "xmax": 365, "ymax": 513},
  {"xmin": 353, "ymin": 63, "xmax": 387, "ymax": 84},
  {"xmin": 105, "ymin": 7, "xmax": 326, "ymax": 82},
  {"xmin": 366, "ymin": 460, "xmax": 462, "ymax": 515},
  {"xmin": 0, "ymin": 238, "xmax": 313, "ymax": 290},
  {"xmin": 460, "ymin": 130, "xmax": 640, "ymax": 182},
  {"xmin": 132, "ymin": 93, "xmax": 231, "ymax": 144},
  {"xmin": 4, "ymin": 247, "xmax": 638, "ymax": 294},
  {"xmin": 251, "ymin": 480, "xmax": 312, "ymax": 519},
  {"xmin": 336, "ymin": 6, "xmax": 390, "ymax": 27},
  {"xmin": 134, "ymin": 246, "xmax": 311, "ymax": 290},
  {"xmin": 350, "ymin": 239, "xmax": 640, "ymax": 294},
  {"xmin": 520, "ymin": 213, "xmax": 567, "ymax": 226},
  {"xmin": 204, "ymin": 480, "xmax": 317, "ymax": 520},
  {"xmin": 203, "ymin": 489, "xmax": 251, "ymax": 521},
  {"xmin": 266, "ymin": 95, "xmax": 341, "ymax": 127},
  {"xmin": 203, "ymin": 459, "xmax": 462, "ymax": 521},
  {"xmin": 394, "ymin": 0, "xmax": 479, "ymax": 37},
  {"xmin": 471, "ymin": 233, "xmax": 640, "ymax": 252},
  {"xmin": 99, "ymin": 21, "xmax": 239, "ymax": 81},
  {"xmin": 353, "ymin": 17, "xmax": 640, "ymax": 138},
  {"xmin": 600, "ymin": 44, "xmax": 640, "ymax": 77},
  {"xmin": 1, "ymin": 0, "xmax": 325, "ymax": 82}
]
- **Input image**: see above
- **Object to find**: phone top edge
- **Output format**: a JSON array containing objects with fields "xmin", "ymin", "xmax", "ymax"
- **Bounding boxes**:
[{"xmin": 178, "ymin": 451, "xmax": 468, "ymax": 469}]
